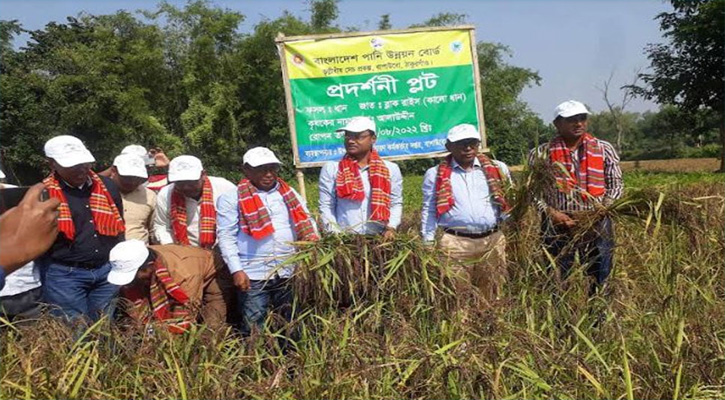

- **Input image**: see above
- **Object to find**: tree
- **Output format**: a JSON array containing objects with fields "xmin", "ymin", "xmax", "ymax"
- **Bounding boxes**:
[
  {"xmin": 631, "ymin": 0, "xmax": 725, "ymax": 170},
  {"xmin": 596, "ymin": 69, "xmax": 639, "ymax": 152}
]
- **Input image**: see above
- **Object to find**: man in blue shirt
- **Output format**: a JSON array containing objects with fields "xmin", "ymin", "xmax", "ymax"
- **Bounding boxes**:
[
  {"xmin": 216, "ymin": 147, "xmax": 318, "ymax": 335},
  {"xmin": 421, "ymin": 124, "xmax": 512, "ymax": 301},
  {"xmin": 318, "ymin": 116, "xmax": 403, "ymax": 238}
]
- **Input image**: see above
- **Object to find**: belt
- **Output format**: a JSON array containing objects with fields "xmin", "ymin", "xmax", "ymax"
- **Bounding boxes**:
[{"xmin": 443, "ymin": 227, "xmax": 498, "ymax": 239}]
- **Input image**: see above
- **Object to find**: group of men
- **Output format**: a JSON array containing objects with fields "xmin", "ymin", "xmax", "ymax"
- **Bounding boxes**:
[{"xmin": 0, "ymin": 99, "xmax": 622, "ymax": 333}]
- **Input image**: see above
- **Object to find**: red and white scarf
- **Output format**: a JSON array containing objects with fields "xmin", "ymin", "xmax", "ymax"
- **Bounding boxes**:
[
  {"xmin": 43, "ymin": 171, "xmax": 125, "ymax": 240},
  {"xmin": 121, "ymin": 258, "xmax": 192, "ymax": 334},
  {"xmin": 435, "ymin": 154, "xmax": 511, "ymax": 217},
  {"xmin": 549, "ymin": 133, "xmax": 605, "ymax": 200},
  {"xmin": 335, "ymin": 149, "xmax": 391, "ymax": 224},
  {"xmin": 170, "ymin": 176, "xmax": 216, "ymax": 248},
  {"xmin": 237, "ymin": 178, "xmax": 319, "ymax": 241}
]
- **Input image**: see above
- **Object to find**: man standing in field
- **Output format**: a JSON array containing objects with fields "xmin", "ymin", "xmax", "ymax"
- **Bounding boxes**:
[
  {"xmin": 40, "ymin": 135, "xmax": 125, "ymax": 321},
  {"xmin": 318, "ymin": 116, "xmax": 403, "ymax": 239},
  {"xmin": 108, "ymin": 154, "xmax": 157, "ymax": 244},
  {"xmin": 529, "ymin": 100, "xmax": 623, "ymax": 293},
  {"xmin": 216, "ymin": 147, "xmax": 318, "ymax": 335},
  {"xmin": 421, "ymin": 124, "xmax": 512, "ymax": 301},
  {"xmin": 108, "ymin": 239, "xmax": 229, "ymax": 332},
  {"xmin": 153, "ymin": 155, "xmax": 236, "ymax": 248}
]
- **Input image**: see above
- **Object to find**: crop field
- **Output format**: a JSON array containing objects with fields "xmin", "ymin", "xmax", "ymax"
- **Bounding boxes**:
[{"xmin": 1, "ymin": 161, "xmax": 723, "ymax": 399}]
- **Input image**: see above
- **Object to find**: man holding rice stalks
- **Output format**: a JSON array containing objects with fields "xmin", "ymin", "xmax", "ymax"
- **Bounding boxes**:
[
  {"xmin": 421, "ymin": 123, "xmax": 512, "ymax": 302},
  {"xmin": 108, "ymin": 239, "xmax": 229, "ymax": 333},
  {"xmin": 529, "ymin": 100, "xmax": 623, "ymax": 294},
  {"xmin": 216, "ymin": 147, "xmax": 319, "ymax": 335},
  {"xmin": 318, "ymin": 116, "xmax": 403, "ymax": 239}
]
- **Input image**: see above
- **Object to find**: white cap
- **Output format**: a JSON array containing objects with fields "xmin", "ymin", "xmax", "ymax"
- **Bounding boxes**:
[
  {"xmin": 243, "ymin": 147, "xmax": 282, "ymax": 167},
  {"xmin": 44, "ymin": 135, "xmax": 96, "ymax": 168},
  {"xmin": 168, "ymin": 155, "xmax": 203, "ymax": 182},
  {"xmin": 0, "ymin": 169, "xmax": 5, "ymax": 179},
  {"xmin": 446, "ymin": 124, "xmax": 481, "ymax": 143},
  {"xmin": 120, "ymin": 145, "xmax": 147, "ymax": 158},
  {"xmin": 108, "ymin": 240, "xmax": 150, "ymax": 286},
  {"xmin": 336, "ymin": 116, "xmax": 376, "ymax": 134},
  {"xmin": 553, "ymin": 100, "xmax": 590, "ymax": 120},
  {"xmin": 113, "ymin": 154, "xmax": 148, "ymax": 179}
]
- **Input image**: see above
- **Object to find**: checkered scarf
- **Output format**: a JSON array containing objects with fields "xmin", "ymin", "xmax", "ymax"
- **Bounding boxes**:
[
  {"xmin": 335, "ymin": 149, "xmax": 391, "ymax": 224},
  {"xmin": 170, "ymin": 176, "xmax": 216, "ymax": 248},
  {"xmin": 237, "ymin": 178, "xmax": 319, "ymax": 241},
  {"xmin": 121, "ymin": 258, "xmax": 192, "ymax": 334},
  {"xmin": 549, "ymin": 133, "xmax": 605, "ymax": 200},
  {"xmin": 43, "ymin": 171, "xmax": 125, "ymax": 241},
  {"xmin": 435, "ymin": 154, "xmax": 511, "ymax": 217}
]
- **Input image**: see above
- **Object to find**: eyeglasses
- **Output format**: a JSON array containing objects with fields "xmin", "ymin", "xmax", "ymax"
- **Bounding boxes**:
[
  {"xmin": 563, "ymin": 114, "xmax": 588, "ymax": 123},
  {"xmin": 343, "ymin": 131, "xmax": 374, "ymax": 141}
]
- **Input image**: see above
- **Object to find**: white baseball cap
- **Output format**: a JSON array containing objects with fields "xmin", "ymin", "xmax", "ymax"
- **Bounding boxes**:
[
  {"xmin": 108, "ymin": 239, "xmax": 150, "ymax": 286},
  {"xmin": 0, "ymin": 169, "xmax": 5, "ymax": 179},
  {"xmin": 447, "ymin": 124, "xmax": 481, "ymax": 143},
  {"xmin": 113, "ymin": 154, "xmax": 148, "ymax": 179},
  {"xmin": 120, "ymin": 145, "xmax": 147, "ymax": 157},
  {"xmin": 168, "ymin": 155, "xmax": 203, "ymax": 182},
  {"xmin": 243, "ymin": 147, "xmax": 282, "ymax": 167},
  {"xmin": 44, "ymin": 135, "xmax": 96, "ymax": 168},
  {"xmin": 336, "ymin": 116, "xmax": 376, "ymax": 134},
  {"xmin": 553, "ymin": 100, "xmax": 591, "ymax": 120}
]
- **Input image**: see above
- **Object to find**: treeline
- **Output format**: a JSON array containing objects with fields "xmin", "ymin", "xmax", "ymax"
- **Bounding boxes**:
[
  {"xmin": 0, "ymin": 0, "xmax": 548, "ymax": 184},
  {"xmin": 588, "ymin": 105, "xmax": 721, "ymax": 161}
]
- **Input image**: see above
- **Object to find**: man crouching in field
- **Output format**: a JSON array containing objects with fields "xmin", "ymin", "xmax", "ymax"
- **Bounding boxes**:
[
  {"xmin": 216, "ymin": 147, "xmax": 319, "ymax": 336},
  {"xmin": 421, "ymin": 124, "xmax": 512, "ymax": 302},
  {"xmin": 529, "ymin": 100, "xmax": 623, "ymax": 294},
  {"xmin": 108, "ymin": 239, "xmax": 229, "ymax": 333}
]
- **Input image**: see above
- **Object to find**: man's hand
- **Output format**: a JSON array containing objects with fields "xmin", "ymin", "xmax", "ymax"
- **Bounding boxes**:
[
  {"xmin": 0, "ymin": 184, "xmax": 61, "ymax": 270},
  {"xmin": 150, "ymin": 148, "xmax": 170, "ymax": 169},
  {"xmin": 382, "ymin": 227, "xmax": 396, "ymax": 241},
  {"xmin": 232, "ymin": 270, "xmax": 251, "ymax": 292},
  {"xmin": 548, "ymin": 208, "xmax": 576, "ymax": 229}
]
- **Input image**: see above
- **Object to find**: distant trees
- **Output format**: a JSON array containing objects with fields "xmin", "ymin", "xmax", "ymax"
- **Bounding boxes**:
[
  {"xmin": 631, "ymin": 0, "xmax": 725, "ymax": 171},
  {"xmin": 0, "ymin": 1, "xmax": 548, "ymax": 183}
]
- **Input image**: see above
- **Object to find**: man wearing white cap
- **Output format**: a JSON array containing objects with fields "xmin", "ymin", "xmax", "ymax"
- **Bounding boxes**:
[
  {"xmin": 99, "ymin": 144, "xmax": 171, "ymax": 192},
  {"xmin": 41, "ymin": 135, "xmax": 125, "ymax": 321},
  {"xmin": 217, "ymin": 147, "xmax": 318, "ymax": 335},
  {"xmin": 153, "ymin": 155, "xmax": 235, "ymax": 248},
  {"xmin": 318, "ymin": 116, "xmax": 403, "ymax": 238},
  {"xmin": 421, "ymin": 123, "xmax": 512, "ymax": 301},
  {"xmin": 108, "ymin": 239, "xmax": 229, "ymax": 332},
  {"xmin": 108, "ymin": 154, "xmax": 157, "ymax": 244},
  {"xmin": 528, "ymin": 100, "xmax": 623, "ymax": 293}
]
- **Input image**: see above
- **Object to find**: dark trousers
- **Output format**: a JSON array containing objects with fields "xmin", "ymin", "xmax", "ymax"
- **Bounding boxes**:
[
  {"xmin": 236, "ymin": 276, "xmax": 294, "ymax": 337},
  {"xmin": 0, "ymin": 287, "xmax": 43, "ymax": 322},
  {"xmin": 542, "ymin": 216, "xmax": 614, "ymax": 292}
]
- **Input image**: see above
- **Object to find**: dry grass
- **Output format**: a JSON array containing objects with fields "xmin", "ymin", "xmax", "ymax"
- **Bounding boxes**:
[
  {"xmin": 619, "ymin": 158, "xmax": 720, "ymax": 173},
  {"xmin": 1, "ymin": 170, "xmax": 723, "ymax": 399}
]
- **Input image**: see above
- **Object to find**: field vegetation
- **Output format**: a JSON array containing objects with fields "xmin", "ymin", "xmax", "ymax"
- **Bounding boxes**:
[{"xmin": 1, "ymin": 162, "xmax": 722, "ymax": 400}]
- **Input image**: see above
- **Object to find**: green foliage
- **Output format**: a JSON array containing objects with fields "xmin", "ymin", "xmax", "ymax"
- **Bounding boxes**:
[{"xmin": 1, "ymin": 1, "xmax": 547, "ymax": 183}]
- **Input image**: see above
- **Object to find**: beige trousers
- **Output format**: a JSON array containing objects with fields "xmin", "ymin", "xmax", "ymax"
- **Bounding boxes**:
[{"xmin": 439, "ymin": 231, "xmax": 508, "ymax": 301}]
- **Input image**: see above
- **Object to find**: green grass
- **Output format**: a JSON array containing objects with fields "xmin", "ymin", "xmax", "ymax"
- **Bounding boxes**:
[{"xmin": 2, "ymin": 170, "xmax": 723, "ymax": 399}]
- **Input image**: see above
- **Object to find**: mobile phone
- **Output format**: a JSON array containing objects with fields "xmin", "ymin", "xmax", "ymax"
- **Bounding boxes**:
[{"xmin": 0, "ymin": 186, "xmax": 50, "ymax": 215}]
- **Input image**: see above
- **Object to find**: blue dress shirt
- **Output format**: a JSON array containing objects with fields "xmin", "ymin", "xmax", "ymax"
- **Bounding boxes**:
[
  {"xmin": 421, "ymin": 158, "xmax": 511, "ymax": 242},
  {"xmin": 318, "ymin": 160, "xmax": 403, "ymax": 234},
  {"xmin": 216, "ymin": 183, "xmax": 316, "ymax": 281}
]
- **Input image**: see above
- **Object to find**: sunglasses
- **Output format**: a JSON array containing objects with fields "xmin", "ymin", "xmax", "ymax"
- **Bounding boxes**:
[{"xmin": 563, "ymin": 114, "xmax": 588, "ymax": 123}]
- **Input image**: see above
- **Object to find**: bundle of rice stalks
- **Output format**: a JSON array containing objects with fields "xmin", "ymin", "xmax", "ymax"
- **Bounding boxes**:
[{"xmin": 288, "ymin": 234, "xmax": 460, "ymax": 314}]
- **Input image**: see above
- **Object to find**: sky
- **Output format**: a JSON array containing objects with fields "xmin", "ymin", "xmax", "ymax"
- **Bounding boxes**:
[{"xmin": 2, "ymin": 0, "xmax": 671, "ymax": 121}]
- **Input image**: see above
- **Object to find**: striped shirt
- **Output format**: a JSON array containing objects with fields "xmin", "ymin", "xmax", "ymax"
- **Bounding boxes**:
[{"xmin": 528, "ymin": 137, "xmax": 623, "ymax": 212}]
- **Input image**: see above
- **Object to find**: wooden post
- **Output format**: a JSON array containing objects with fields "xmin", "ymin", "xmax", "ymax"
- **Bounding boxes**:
[{"xmin": 296, "ymin": 169, "xmax": 307, "ymax": 201}]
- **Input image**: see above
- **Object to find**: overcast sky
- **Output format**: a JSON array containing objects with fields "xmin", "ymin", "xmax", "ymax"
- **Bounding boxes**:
[{"xmin": 3, "ymin": 0, "xmax": 671, "ymax": 121}]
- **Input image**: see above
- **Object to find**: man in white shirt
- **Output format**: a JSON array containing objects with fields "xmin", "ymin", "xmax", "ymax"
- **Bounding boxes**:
[
  {"xmin": 216, "ymin": 147, "xmax": 318, "ymax": 335},
  {"xmin": 154, "ymin": 155, "xmax": 236, "ymax": 249}
]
